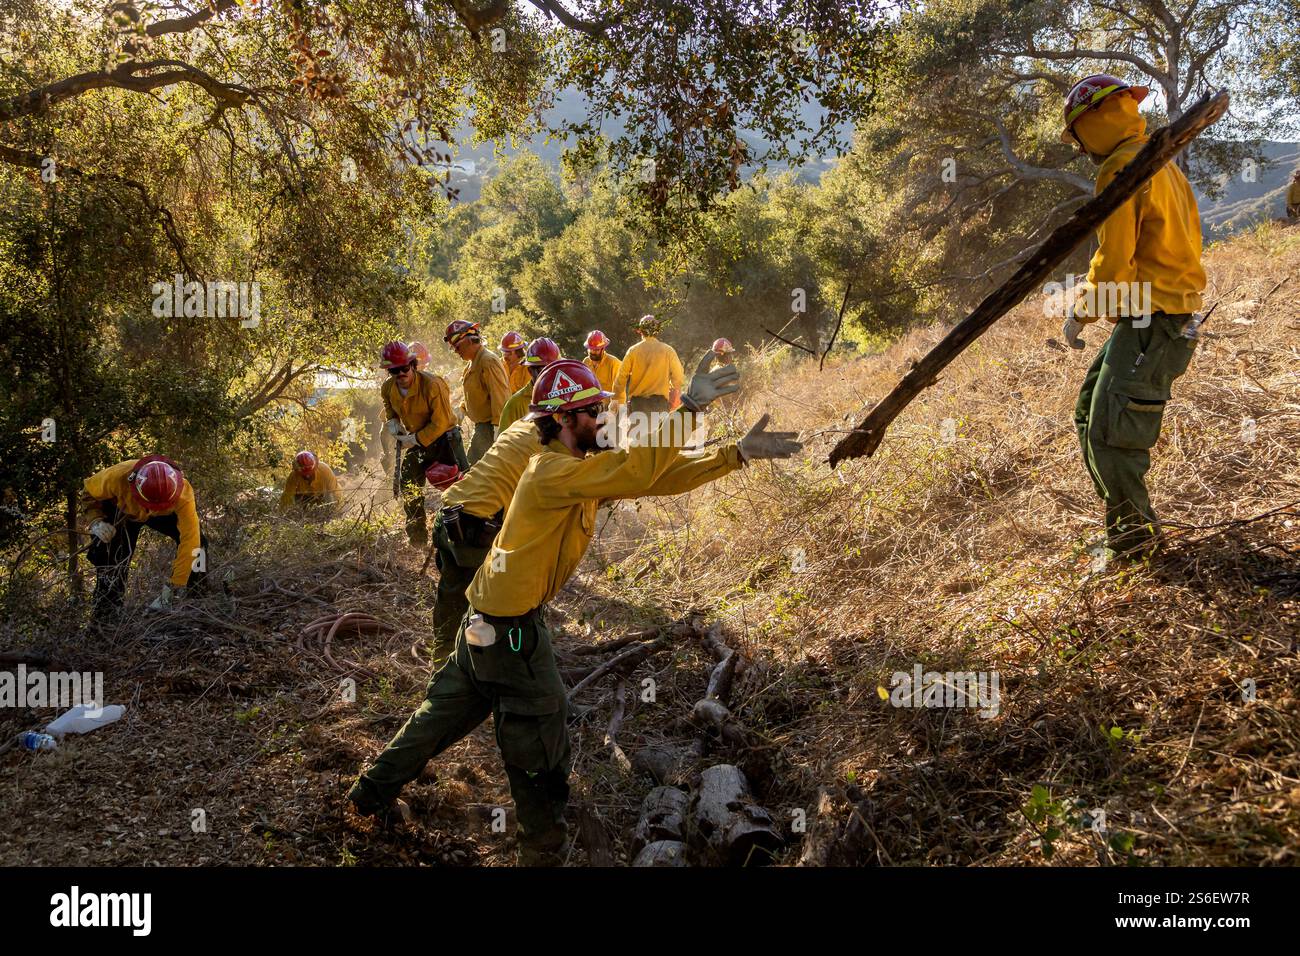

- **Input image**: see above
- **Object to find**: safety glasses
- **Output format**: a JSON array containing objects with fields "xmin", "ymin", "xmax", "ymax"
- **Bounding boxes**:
[{"xmin": 388, "ymin": 364, "xmax": 413, "ymax": 376}]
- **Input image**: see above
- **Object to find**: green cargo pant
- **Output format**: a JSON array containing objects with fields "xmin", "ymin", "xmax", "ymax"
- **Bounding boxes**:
[
  {"xmin": 430, "ymin": 512, "xmax": 492, "ymax": 666},
  {"xmin": 1074, "ymin": 312, "xmax": 1197, "ymax": 555},
  {"xmin": 466, "ymin": 421, "xmax": 496, "ymax": 467},
  {"xmin": 349, "ymin": 606, "xmax": 571, "ymax": 863}
]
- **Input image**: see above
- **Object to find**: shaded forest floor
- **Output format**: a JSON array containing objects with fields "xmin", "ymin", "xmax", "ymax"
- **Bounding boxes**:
[{"xmin": 2, "ymin": 224, "xmax": 1298, "ymax": 866}]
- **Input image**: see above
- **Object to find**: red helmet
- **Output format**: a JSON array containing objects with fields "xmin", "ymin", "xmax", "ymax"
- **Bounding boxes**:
[
  {"xmin": 527, "ymin": 359, "xmax": 611, "ymax": 418},
  {"xmin": 295, "ymin": 450, "xmax": 318, "ymax": 478},
  {"xmin": 424, "ymin": 462, "xmax": 462, "ymax": 490},
  {"xmin": 524, "ymin": 337, "xmax": 561, "ymax": 367},
  {"xmin": 1060, "ymin": 73, "xmax": 1149, "ymax": 143},
  {"xmin": 128, "ymin": 455, "xmax": 184, "ymax": 512},
  {"xmin": 500, "ymin": 331, "xmax": 526, "ymax": 353},
  {"xmin": 712, "ymin": 337, "xmax": 735, "ymax": 353},
  {"xmin": 584, "ymin": 330, "xmax": 610, "ymax": 351},
  {"xmin": 380, "ymin": 340, "xmax": 413, "ymax": 370},
  {"xmin": 407, "ymin": 341, "xmax": 430, "ymax": 369},
  {"xmin": 444, "ymin": 320, "xmax": 480, "ymax": 348}
]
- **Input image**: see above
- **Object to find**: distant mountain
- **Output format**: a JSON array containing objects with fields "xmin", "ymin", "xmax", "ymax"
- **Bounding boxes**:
[
  {"xmin": 1193, "ymin": 141, "xmax": 1300, "ymax": 240},
  {"xmin": 441, "ymin": 86, "xmax": 841, "ymax": 202},
  {"xmin": 440, "ymin": 94, "xmax": 1298, "ymax": 242}
]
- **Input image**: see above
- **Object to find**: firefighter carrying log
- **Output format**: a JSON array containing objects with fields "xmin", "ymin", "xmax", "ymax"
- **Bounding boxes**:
[
  {"xmin": 380, "ymin": 340, "xmax": 469, "ymax": 548},
  {"xmin": 348, "ymin": 354, "xmax": 802, "ymax": 864},
  {"xmin": 1058, "ymin": 74, "xmax": 1205, "ymax": 565},
  {"xmin": 83, "ymin": 454, "xmax": 208, "ymax": 621}
]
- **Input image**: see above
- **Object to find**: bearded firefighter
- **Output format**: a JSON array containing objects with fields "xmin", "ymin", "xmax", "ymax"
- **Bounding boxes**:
[
  {"xmin": 279, "ymin": 450, "xmax": 341, "ymax": 515},
  {"xmin": 710, "ymin": 338, "xmax": 736, "ymax": 369},
  {"xmin": 348, "ymin": 356, "xmax": 802, "ymax": 864},
  {"xmin": 1058, "ymin": 75, "xmax": 1205, "ymax": 564},
  {"xmin": 381, "ymin": 340, "xmax": 468, "ymax": 548},
  {"xmin": 82, "ymin": 454, "xmax": 208, "ymax": 619},
  {"xmin": 581, "ymin": 330, "xmax": 621, "ymax": 395}
]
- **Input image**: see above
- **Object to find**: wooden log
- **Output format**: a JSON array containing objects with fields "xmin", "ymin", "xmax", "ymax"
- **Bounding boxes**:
[
  {"xmin": 796, "ymin": 788, "xmax": 837, "ymax": 867},
  {"xmin": 565, "ymin": 616, "xmax": 699, "ymax": 701},
  {"xmin": 576, "ymin": 803, "xmax": 615, "ymax": 867},
  {"xmin": 632, "ymin": 840, "xmax": 690, "ymax": 867},
  {"xmin": 631, "ymin": 742, "xmax": 702, "ymax": 786},
  {"xmin": 632, "ymin": 785, "xmax": 690, "ymax": 851},
  {"xmin": 605, "ymin": 680, "xmax": 632, "ymax": 773},
  {"xmin": 0, "ymin": 651, "xmax": 50, "ymax": 667},
  {"xmin": 828, "ymin": 90, "xmax": 1231, "ymax": 466},
  {"xmin": 687, "ymin": 764, "xmax": 783, "ymax": 866}
]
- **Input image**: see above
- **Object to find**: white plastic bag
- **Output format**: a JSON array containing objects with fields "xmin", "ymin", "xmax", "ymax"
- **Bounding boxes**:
[{"xmin": 44, "ymin": 704, "xmax": 125, "ymax": 737}]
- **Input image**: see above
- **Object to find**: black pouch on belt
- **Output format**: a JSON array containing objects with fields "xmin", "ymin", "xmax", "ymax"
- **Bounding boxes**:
[
  {"xmin": 461, "ymin": 510, "xmax": 503, "ymax": 549},
  {"xmin": 441, "ymin": 504, "xmax": 465, "ymax": 543}
]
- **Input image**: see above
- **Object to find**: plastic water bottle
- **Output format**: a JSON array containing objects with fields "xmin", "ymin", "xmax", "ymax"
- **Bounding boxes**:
[{"xmin": 19, "ymin": 732, "xmax": 57, "ymax": 752}]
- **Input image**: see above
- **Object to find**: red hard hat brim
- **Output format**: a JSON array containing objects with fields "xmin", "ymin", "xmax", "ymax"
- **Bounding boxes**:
[{"xmin": 526, "ymin": 390, "xmax": 614, "ymax": 420}]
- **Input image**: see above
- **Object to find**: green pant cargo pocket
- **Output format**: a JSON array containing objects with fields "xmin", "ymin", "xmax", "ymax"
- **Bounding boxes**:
[
  {"xmin": 1107, "ymin": 393, "xmax": 1166, "ymax": 450},
  {"xmin": 496, "ymin": 695, "xmax": 566, "ymax": 773}
]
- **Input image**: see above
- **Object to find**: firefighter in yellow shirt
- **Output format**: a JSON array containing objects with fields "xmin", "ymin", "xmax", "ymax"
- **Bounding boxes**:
[
  {"xmin": 1058, "ymin": 75, "xmax": 1205, "ymax": 563},
  {"xmin": 82, "ymin": 455, "xmax": 207, "ymax": 620},
  {"xmin": 349, "ymin": 357, "xmax": 802, "ymax": 863},
  {"xmin": 500, "ymin": 331, "xmax": 532, "ymax": 394},
  {"xmin": 612, "ymin": 315, "xmax": 684, "ymax": 414},
  {"xmin": 445, "ymin": 320, "xmax": 511, "ymax": 466},
  {"xmin": 1287, "ymin": 169, "xmax": 1300, "ymax": 221},
  {"xmin": 498, "ymin": 337, "xmax": 561, "ymax": 433},
  {"xmin": 582, "ymin": 330, "xmax": 621, "ymax": 394},
  {"xmin": 279, "ymin": 451, "xmax": 341, "ymax": 516},
  {"xmin": 381, "ymin": 340, "xmax": 468, "ymax": 548}
]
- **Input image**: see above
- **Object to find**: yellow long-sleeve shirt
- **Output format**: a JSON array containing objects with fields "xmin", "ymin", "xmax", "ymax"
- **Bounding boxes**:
[
  {"xmin": 382, "ymin": 370, "xmax": 456, "ymax": 447},
  {"xmin": 81, "ymin": 460, "xmax": 201, "ymax": 587},
  {"xmin": 1288, "ymin": 179, "xmax": 1300, "ymax": 207},
  {"xmin": 506, "ymin": 360, "xmax": 531, "ymax": 395},
  {"xmin": 279, "ymin": 462, "xmax": 341, "ymax": 512},
  {"xmin": 1074, "ymin": 98, "xmax": 1205, "ymax": 322},
  {"xmin": 583, "ymin": 352, "xmax": 622, "ymax": 395},
  {"xmin": 467, "ymin": 414, "xmax": 743, "ymax": 616},
  {"xmin": 443, "ymin": 419, "xmax": 545, "ymax": 519},
  {"xmin": 612, "ymin": 337, "xmax": 682, "ymax": 403},
  {"xmin": 461, "ymin": 347, "xmax": 511, "ymax": 424},
  {"xmin": 498, "ymin": 383, "xmax": 534, "ymax": 433}
]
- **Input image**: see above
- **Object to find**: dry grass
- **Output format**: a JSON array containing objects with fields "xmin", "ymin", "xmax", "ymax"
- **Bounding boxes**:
[
  {"xmin": 583, "ymin": 221, "xmax": 1300, "ymax": 865},
  {"xmin": 2, "ymin": 223, "xmax": 1297, "ymax": 866}
]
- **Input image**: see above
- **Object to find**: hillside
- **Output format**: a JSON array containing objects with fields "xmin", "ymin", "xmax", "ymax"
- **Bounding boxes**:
[{"xmin": 2, "ymin": 223, "xmax": 1297, "ymax": 866}]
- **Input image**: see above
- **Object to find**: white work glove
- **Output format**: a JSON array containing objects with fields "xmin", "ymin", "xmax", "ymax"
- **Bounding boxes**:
[
  {"xmin": 1062, "ymin": 310, "xmax": 1086, "ymax": 350},
  {"xmin": 386, "ymin": 419, "xmax": 403, "ymax": 437},
  {"xmin": 396, "ymin": 431, "xmax": 418, "ymax": 449},
  {"xmin": 89, "ymin": 520, "xmax": 115, "ymax": 543},
  {"xmin": 737, "ymin": 414, "xmax": 802, "ymax": 463},
  {"xmin": 680, "ymin": 352, "xmax": 740, "ymax": 412}
]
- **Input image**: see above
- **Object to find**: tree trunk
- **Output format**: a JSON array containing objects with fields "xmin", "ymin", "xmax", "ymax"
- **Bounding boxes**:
[{"xmin": 687, "ymin": 764, "xmax": 783, "ymax": 866}]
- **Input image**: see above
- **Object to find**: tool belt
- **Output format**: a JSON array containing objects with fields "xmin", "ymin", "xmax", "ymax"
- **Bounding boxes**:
[{"xmin": 439, "ymin": 503, "xmax": 502, "ymax": 552}]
